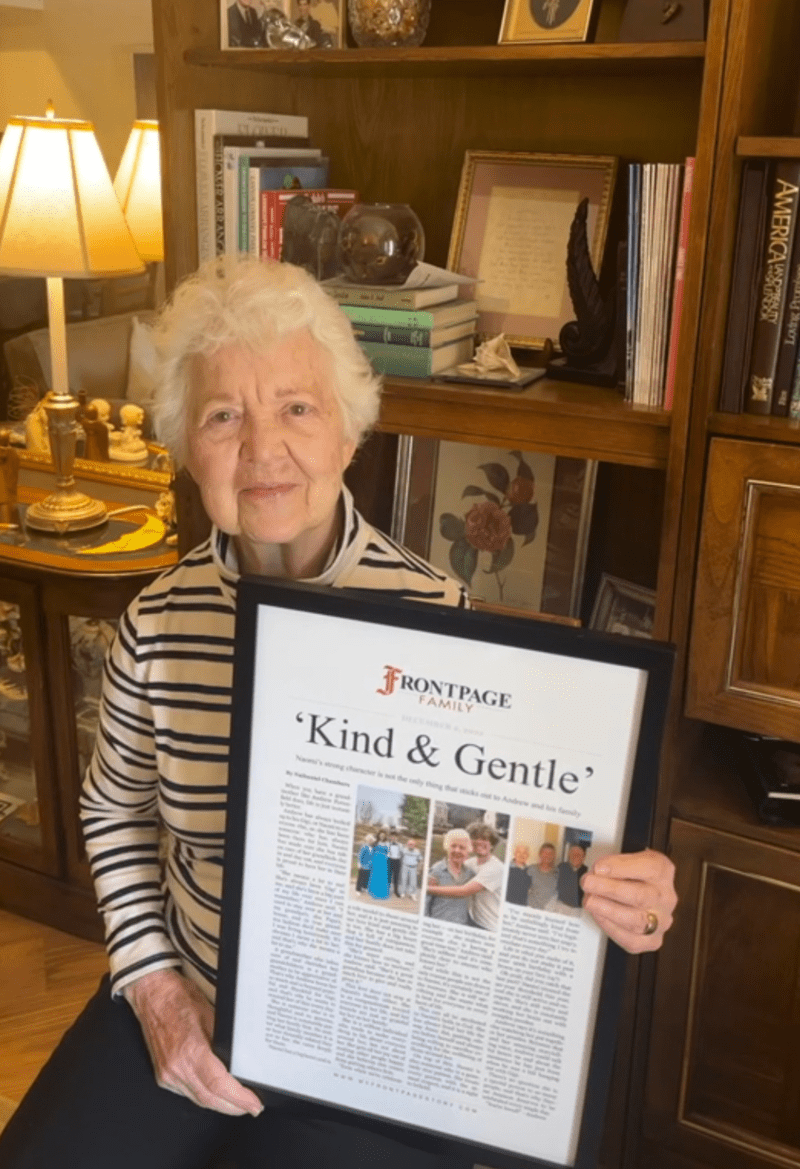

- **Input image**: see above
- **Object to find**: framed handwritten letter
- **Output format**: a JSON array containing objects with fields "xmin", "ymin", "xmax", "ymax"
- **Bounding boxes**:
[
  {"xmin": 215, "ymin": 581, "xmax": 674, "ymax": 1169},
  {"xmin": 447, "ymin": 151, "xmax": 617, "ymax": 349}
]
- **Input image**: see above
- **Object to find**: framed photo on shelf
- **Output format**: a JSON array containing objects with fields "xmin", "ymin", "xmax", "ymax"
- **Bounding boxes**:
[
  {"xmin": 215, "ymin": 578, "xmax": 674, "ymax": 1169},
  {"xmin": 391, "ymin": 436, "xmax": 596, "ymax": 619},
  {"xmin": 498, "ymin": 0, "xmax": 601, "ymax": 44},
  {"xmin": 590, "ymin": 574, "xmax": 657, "ymax": 639},
  {"xmin": 221, "ymin": 0, "xmax": 344, "ymax": 50},
  {"xmin": 447, "ymin": 151, "xmax": 617, "ymax": 349}
]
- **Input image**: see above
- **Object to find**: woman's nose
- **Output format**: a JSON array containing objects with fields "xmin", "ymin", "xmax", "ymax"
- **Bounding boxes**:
[{"xmin": 240, "ymin": 412, "xmax": 285, "ymax": 459}]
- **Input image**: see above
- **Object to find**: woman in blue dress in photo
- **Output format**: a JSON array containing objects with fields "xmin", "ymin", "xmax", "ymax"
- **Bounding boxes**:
[{"xmin": 367, "ymin": 830, "xmax": 391, "ymax": 899}]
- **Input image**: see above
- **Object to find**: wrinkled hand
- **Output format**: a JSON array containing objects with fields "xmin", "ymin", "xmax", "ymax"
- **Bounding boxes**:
[
  {"xmin": 427, "ymin": 875, "xmax": 440, "ymax": 888},
  {"xmin": 581, "ymin": 848, "xmax": 676, "ymax": 954},
  {"xmin": 123, "ymin": 968, "xmax": 263, "ymax": 1116}
]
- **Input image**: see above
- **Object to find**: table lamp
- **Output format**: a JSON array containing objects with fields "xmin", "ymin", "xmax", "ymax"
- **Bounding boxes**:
[
  {"xmin": 113, "ymin": 119, "xmax": 164, "ymax": 267},
  {"xmin": 0, "ymin": 104, "xmax": 145, "ymax": 533}
]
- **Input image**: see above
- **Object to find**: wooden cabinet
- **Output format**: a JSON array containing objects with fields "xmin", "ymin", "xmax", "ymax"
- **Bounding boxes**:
[
  {"xmin": 688, "ymin": 438, "xmax": 800, "ymax": 739},
  {"xmin": 144, "ymin": 1, "xmax": 800, "ymax": 1167},
  {"xmin": 0, "ymin": 536, "xmax": 176, "ymax": 940},
  {"xmin": 642, "ymin": 817, "xmax": 800, "ymax": 1169}
]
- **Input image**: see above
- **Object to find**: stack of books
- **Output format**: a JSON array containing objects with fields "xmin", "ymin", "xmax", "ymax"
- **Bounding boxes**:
[
  {"xmin": 325, "ymin": 279, "xmax": 477, "ymax": 377},
  {"xmin": 718, "ymin": 157, "xmax": 800, "ymax": 417},
  {"xmin": 625, "ymin": 158, "xmax": 696, "ymax": 409},
  {"xmin": 194, "ymin": 108, "xmax": 357, "ymax": 262}
]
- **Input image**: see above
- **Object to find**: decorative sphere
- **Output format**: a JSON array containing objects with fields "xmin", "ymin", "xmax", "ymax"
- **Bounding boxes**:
[{"xmin": 336, "ymin": 203, "xmax": 425, "ymax": 284}]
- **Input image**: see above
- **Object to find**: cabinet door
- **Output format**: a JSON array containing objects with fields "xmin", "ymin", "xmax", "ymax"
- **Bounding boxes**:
[
  {"xmin": 0, "ymin": 577, "xmax": 60, "ymax": 876},
  {"xmin": 642, "ymin": 819, "xmax": 800, "ymax": 1169},
  {"xmin": 41, "ymin": 574, "xmax": 149, "ymax": 885},
  {"xmin": 687, "ymin": 438, "xmax": 800, "ymax": 739}
]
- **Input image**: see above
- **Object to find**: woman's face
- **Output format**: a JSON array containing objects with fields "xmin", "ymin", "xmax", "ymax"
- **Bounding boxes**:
[
  {"xmin": 186, "ymin": 331, "xmax": 355, "ymax": 577},
  {"xmin": 446, "ymin": 837, "xmax": 471, "ymax": 866}
]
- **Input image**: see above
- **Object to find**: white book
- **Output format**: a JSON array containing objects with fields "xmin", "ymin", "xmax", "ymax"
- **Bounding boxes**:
[
  {"xmin": 221, "ymin": 145, "xmax": 323, "ymax": 256},
  {"xmin": 194, "ymin": 109, "xmax": 309, "ymax": 263},
  {"xmin": 634, "ymin": 165, "xmax": 656, "ymax": 406}
]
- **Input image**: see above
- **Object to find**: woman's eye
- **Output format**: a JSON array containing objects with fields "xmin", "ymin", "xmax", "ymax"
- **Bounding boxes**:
[
  {"xmin": 287, "ymin": 401, "xmax": 312, "ymax": 417},
  {"xmin": 209, "ymin": 409, "xmax": 235, "ymax": 424}
]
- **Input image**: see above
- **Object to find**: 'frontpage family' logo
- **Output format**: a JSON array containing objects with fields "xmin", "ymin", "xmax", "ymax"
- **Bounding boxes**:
[{"xmin": 376, "ymin": 665, "xmax": 511, "ymax": 711}]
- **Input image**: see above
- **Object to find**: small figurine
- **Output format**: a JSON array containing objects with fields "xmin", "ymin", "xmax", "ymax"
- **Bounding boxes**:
[
  {"xmin": 109, "ymin": 402, "xmax": 148, "ymax": 464},
  {"xmin": 89, "ymin": 398, "xmax": 115, "ymax": 434},
  {"xmin": 0, "ymin": 429, "xmax": 20, "ymax": 527},
  {"xmin": 83, "ymin": 405, "xmax": 110, "ymax": 462}
]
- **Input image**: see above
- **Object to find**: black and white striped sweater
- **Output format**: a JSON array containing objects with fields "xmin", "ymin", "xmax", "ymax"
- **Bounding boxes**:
[{"xmin": 79, "ymin": 489, "xmax": 467, "ymax": 1000}]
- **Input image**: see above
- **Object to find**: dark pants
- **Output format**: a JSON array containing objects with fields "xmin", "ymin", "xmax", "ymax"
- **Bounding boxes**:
[
  {"xmin": 355, "ymin": 866, "xmax": 370, "ymax": 893},
  {"xmin": 0, "ymin": 977, "xmax": 471, "ymax": 1169},
  {"xmin": 389, "ymin": 856, "xmax": 401, "ymax": 895}
]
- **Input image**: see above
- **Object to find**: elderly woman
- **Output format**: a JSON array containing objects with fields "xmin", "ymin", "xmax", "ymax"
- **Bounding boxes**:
[
  {"xmin": 426, "ymin": 821, "xmax": 504, "ymax": 931},
  {"xmin": 425, "ymin": 827, "xmax": 475, "ymax": 925},
  {"xmin": 0, "ymin": 256, "xmax": 676, "ymax": 1169}
]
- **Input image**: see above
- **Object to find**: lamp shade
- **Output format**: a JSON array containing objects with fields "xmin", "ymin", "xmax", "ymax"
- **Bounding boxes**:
[
  {"xmin": 0, "ymin": 112, "xmax": 145, "ymax": 278},
  {"xmin": 113, "ymin": 119, "xmax": 164, "ymax": 263}
]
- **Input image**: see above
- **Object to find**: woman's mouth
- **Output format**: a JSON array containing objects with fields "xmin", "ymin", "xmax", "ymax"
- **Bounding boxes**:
[{"xmin": 240, "ymin": 483, "xmax": 296, "ymax": 501}]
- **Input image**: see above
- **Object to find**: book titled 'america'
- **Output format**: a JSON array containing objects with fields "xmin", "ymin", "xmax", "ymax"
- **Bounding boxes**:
[{"xmin": 745, "ymin": 160, "xmax": 800, "ymax": 415}]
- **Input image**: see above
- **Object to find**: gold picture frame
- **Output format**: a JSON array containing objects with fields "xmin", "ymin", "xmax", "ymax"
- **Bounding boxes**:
[
  {"xmin": 447, "ymin": 150, "xmax": 617, "ymax": 349},
  {"xmin": 498, "ymin": 0, "xmax": 601, "ymax": 45}
]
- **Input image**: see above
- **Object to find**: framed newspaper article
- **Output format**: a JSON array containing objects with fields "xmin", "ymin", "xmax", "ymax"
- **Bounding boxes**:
[{"xmin": 215, "ymin": 581, "xmax": 673, "ymax": 1169}]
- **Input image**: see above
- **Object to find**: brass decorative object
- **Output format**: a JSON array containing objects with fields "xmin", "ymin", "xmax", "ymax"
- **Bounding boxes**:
[{"xmin": 25, "ymin": 387, "xmax": 108, "ymax": 533}]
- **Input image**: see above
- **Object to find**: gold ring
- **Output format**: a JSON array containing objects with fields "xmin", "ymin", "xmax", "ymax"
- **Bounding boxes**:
[{"xmin": 643, "ymin": 911, "xmax": 659, "ymax": 936}]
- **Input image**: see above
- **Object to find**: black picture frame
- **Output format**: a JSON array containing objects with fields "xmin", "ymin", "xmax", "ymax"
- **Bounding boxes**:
[{"xmin": 215, "ymin": 579, "xmax": 674, "ymax": 1169}]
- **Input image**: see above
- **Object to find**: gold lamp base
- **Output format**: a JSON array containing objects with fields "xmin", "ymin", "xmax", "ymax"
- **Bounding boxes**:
[
  {"xmin": 25, "ymin": 488, "xmax": 107, "ymax": 534},
  {"xmin": 24, "ymin": 376, "xmax": 108, "ymax": 536}
]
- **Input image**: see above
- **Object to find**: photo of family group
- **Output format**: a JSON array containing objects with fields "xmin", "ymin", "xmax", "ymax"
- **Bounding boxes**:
[
  {"xmin": 505, "ymin": 818, "xmax": 594, "ymax": 917},
  {"xmin": 349, "ymin": 786, "xmax": 429, "ymax": 915},
  {"xmin": 425, "ymin": 802, "xmax": 509, "ymax": 932}
]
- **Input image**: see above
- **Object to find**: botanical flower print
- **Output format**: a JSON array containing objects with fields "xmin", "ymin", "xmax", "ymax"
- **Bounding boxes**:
[{"xmin": 435, "ymin": 448, "xmax": 553, "ymax": 606}]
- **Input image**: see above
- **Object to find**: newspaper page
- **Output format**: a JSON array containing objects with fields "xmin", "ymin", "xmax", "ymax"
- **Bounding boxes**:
[{"xmin": 225, "ymin": 604, "xmax": 649, "ymax": 1167}]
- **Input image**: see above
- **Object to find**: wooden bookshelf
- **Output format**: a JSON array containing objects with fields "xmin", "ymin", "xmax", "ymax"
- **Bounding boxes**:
[
  {"xmin": 737, "ymin": 135, "xmax": 800, "ymax": 158},
  {"xmin": 378, "ymin": 377, "xmax": 671, "ymax": 467},
  {"xmin": 185, "ymin": 40, "xmax": 707, "ymax": 78}
]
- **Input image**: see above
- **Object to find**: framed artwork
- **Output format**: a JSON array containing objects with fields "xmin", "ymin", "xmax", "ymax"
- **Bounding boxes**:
[
  {"xmin": 447, "ymin": 151, "xmax": 617, "ymax": 349},
  {"xmin": 498, "ymin": 0, "xmax": 601, "ymax": 44},
  {"xmin": 590, "ymin": 574, "xmax": 657, "ymax": 638},
  {"xmin": 392, "ymin": 436, "xmax": 596, "ymax": 619},
  {"xmin": 221, "ymin": 0, "xmax": 343, "ymax": 50},
  {"xmin": 215, "ymin": 579, "xmax": 674, "ymax": 1169}
]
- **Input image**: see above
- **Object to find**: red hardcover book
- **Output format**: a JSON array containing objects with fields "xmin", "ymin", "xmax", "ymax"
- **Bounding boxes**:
[
  {"xmin": 259, "ymin": 189, "xmax": 358, "ymax": 259},
  {"xmin": 745, "ymin": 159, "xmax": 800, "ymax": 414},
  {"xmin": 663, "ymin": 158, "xmax": 696, "ymax": 411}
]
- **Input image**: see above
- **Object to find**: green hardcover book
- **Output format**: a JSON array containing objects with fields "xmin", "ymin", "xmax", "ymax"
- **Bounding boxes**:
[
  {"xmin": 360, "ymin": 335, "xmax": 475, "ymax": 377},
  {"xmin": 340, "ymin": 299, "xmax": 478, "ymax": 329},
  {"xmin": 323, "ymin": 280, "xmax": 460, "ymax": 310}
]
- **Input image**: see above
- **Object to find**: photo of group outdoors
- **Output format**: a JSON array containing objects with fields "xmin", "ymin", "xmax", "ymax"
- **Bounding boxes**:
[
  {"xmin": 505, "ymin": 818, "xmax": 594, "ymax": 917},
  {"xmin": 425, "ymin": 802, "xmax": 509, "ymax": 932},
  {"xmin": 349, "ymin": 786, "xmax": 428, "ymax": 914}
]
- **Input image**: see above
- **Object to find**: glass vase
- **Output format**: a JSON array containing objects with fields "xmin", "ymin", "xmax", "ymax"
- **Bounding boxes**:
[
  {"xmin": 347, "ymin": 0, "xmax": 432, "ymax": 48},
  {"xmin": 336, "ymin": 203, "xmax": 425, "ymax": 284}
]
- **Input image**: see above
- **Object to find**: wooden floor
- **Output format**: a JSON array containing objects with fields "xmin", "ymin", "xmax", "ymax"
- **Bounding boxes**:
[{"xmin": 0, "ymin": 909, "xmax": 107, "ymax": 1108}]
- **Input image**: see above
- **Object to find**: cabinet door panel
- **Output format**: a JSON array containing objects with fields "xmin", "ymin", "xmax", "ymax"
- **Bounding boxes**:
[
  {"xmin": 0, "ymin": 578, "xmax": 60, "ymax": 876},
  {"xmin": 687, "ymin": 438, "xmax": 800, "ymax": 738},
  {"xmin": 644, "ymin": 820, "xmax": 800, "ymax": 1169}
]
